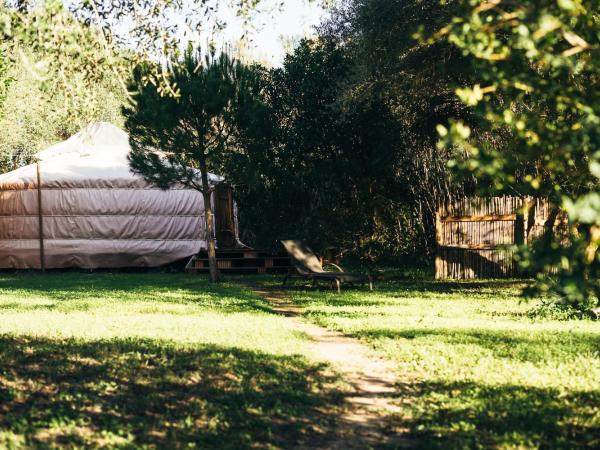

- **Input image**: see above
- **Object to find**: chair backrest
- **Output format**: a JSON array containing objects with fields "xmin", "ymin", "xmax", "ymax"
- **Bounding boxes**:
[{"xmin": 280, "ymin": 240, "xmax": 324, "ymax": 274}]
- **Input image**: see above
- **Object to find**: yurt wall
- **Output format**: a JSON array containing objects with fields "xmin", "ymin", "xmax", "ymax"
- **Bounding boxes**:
[{"xmin": 0, "ymin": 122, "xmax": 237, "ymax": 269}]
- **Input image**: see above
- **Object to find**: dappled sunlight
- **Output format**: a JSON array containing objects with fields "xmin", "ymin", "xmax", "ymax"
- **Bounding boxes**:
[
  {"xmin": 0, "ymin": 336, "xmax": 344, "ymax": 449},
  {"xmin": 363, "ymin": 327, "xmax": 600, "ymax": 390},
  {"xmin": 1, "ymin": 272, "xmax": 598, "ymax": 448}
]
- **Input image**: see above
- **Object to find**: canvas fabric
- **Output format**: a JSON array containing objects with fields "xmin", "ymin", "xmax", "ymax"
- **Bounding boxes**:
[{"xmin": 0, "ymin": 122, "xmax": 226, "ymax": 269}]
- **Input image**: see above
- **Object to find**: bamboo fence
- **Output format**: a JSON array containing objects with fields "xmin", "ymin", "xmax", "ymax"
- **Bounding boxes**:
[{"xmin": 435, "ymin": 196, "xmax": 565, "ymax": 279}]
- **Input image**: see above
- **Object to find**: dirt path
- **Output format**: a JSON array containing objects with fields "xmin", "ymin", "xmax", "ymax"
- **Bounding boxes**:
[{"xmin": 253, "ymin": 288, "xmax": 414, "ymax": 450}]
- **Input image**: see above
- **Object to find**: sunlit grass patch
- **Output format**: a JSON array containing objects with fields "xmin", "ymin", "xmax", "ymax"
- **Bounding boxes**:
[{"xmin": 0, "ymin": 273, "xmax": 303, "ymax": 354}]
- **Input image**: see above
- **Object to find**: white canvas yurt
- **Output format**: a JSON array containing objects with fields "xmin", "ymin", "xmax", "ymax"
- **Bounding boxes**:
[{"xmin": 0, "ymin": 122, "xmax": 236, "ymax": 269}]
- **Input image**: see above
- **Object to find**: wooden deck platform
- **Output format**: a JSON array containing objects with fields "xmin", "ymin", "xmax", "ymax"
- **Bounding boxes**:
[{"xmin": 186, "ymin": 248, "xmax": 294, "ymax": 274}]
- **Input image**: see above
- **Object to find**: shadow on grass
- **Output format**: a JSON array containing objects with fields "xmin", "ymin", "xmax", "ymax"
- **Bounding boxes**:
[
  {"xmin": 401, "ymin": 380, "xmax": 600, "ymax": 449},
  {"xmin": 281, "ymin": 278, "xmax": 526, "ymax": 309},
  {"xmin": 0, "ymin": 335, "xmax": 344, "ymax": 449},
  {"xmin": 0, "ymin": 273, "xmax": 274, "ymax": 314},
  {"xmin": 360, "ymin": 279, "xmax": 525, "ymax": 298}
]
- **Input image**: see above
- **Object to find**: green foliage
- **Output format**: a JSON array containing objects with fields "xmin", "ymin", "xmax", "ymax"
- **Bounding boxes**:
[
  {"xmin": 437, "ymin": 0, "xmax": 600, "ymax": 310},
  {"xmin": 0, "ymin": 57, "xmax": 125, "ymax": 173},
  {"xmin": 3, "ymin": 1, "xmax": 330, "ymax": 102},
  {"xmin": 5, "ymin": 1, "xmax": 129, "ymax": 121},
  {"xmin": 0, "ymin": 47, "xmax": 11, "ymax": 111},
  {"xmin": 322, "ymin": 0, "xmax": 475, "ymax": 256},
  {"xmin": 124, "ymin": 49, "xmax": 255, "ymax": 190},
  {"xmin": 286, "ymin": 275, "xmax": 600, "ymax": 448},
  {"xmin": 0, "ymin": 1, "xmax": 127, "ymax": 173},
  {"xmin": 224, "ymin": 39, "xmax": 406, "ymax": 258}
]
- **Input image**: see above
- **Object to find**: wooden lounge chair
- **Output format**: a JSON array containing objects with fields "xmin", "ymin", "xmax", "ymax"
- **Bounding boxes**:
[{"xmin": 280, "ymin": 240, "xmax": 373, "ymax": 293}]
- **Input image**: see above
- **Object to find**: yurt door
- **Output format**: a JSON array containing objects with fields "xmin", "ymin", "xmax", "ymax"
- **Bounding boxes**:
[{"xmin": 215, "ymin": 184, "xmax": 236, "ymax": 248}]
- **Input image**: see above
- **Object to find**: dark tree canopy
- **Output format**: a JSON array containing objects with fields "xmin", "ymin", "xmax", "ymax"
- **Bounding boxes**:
[{"xmin": 222, "ymin": 0, "xmax": 478, "ymax": 263}]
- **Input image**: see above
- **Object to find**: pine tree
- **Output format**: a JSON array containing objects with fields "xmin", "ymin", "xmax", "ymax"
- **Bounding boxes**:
[{"xmin": 124, "ymin": 49, "xmax": 251, "ymax": 282}]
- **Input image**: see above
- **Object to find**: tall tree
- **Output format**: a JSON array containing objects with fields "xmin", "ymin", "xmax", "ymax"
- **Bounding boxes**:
[
  {"xmin": 124, "ymin": 49, "xmax": 255, "ymax": 282},
  {"xmin": 322, "ymin": 0, "xmax": 478, "ymax": 254},
  {"xmin": 223, "ymin": 38, "xmax": 416, "ymax": 261}
]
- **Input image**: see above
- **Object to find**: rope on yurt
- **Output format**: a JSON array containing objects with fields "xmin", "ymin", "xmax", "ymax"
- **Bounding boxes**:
[{"xmin": 36, "ymin": 161, "xmax": 45, "ymax": 272}]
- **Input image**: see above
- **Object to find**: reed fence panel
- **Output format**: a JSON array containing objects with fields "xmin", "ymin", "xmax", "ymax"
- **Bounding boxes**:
[{"xmin": 435, "ymin": 196, "xmax": 562, "ymax": 279}]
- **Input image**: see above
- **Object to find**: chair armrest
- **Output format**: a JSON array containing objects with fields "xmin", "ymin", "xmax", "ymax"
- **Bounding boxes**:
[{"xmin": 324, "ymin": 262, "xmax": 345, "ymax": 272}]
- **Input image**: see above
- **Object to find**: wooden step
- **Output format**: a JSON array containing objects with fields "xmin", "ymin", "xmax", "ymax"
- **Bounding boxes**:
[{"xmin": 186, "ymin": 248, "xmax": 295, "ymax": 275}]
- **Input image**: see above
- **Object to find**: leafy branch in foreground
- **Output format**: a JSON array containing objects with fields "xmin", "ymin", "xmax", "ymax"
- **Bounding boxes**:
[
  {"xmin": 2, "ymin": 1, "xmax": 129, "ymax": 123},
  {"xmin": 437, "ymin": 0, "xmax": 600, "ymax": 311}
]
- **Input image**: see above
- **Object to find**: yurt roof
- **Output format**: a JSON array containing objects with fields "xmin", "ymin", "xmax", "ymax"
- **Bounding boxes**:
[
  {"xmin": 35, "ymin": 121, "xmax": 131, "ymax": 161},
  {"xmin": 0, "ymin": 122, "xmax": 223, "ymax": 190}
]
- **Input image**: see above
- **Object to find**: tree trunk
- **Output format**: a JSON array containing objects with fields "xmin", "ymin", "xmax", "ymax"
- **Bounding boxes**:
[
  {"xmin": 543, "ymin": 204, "xmax": 559, "ymax": 242},
  {"xmin": 200, "ymin": 165, "xmax": 219, "ymax": 283}
]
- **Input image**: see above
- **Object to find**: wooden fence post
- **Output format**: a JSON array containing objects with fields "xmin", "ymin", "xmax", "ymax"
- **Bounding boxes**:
[{"xmin": 435, "ymin": 207, "xmax": 443, "ymax": 279}]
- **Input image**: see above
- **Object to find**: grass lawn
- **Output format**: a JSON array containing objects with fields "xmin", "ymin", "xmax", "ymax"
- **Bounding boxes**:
[
  {"xmin": 285, "ymin": 273, "xmax": 600, "ymax": 449},
  {"xmin": 0, "ymin": 273, "xmax": 344, "ymax": 449},
  {"xmin": 1, "ymin": 271, "xmax": 598, "ymax": 449}
]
